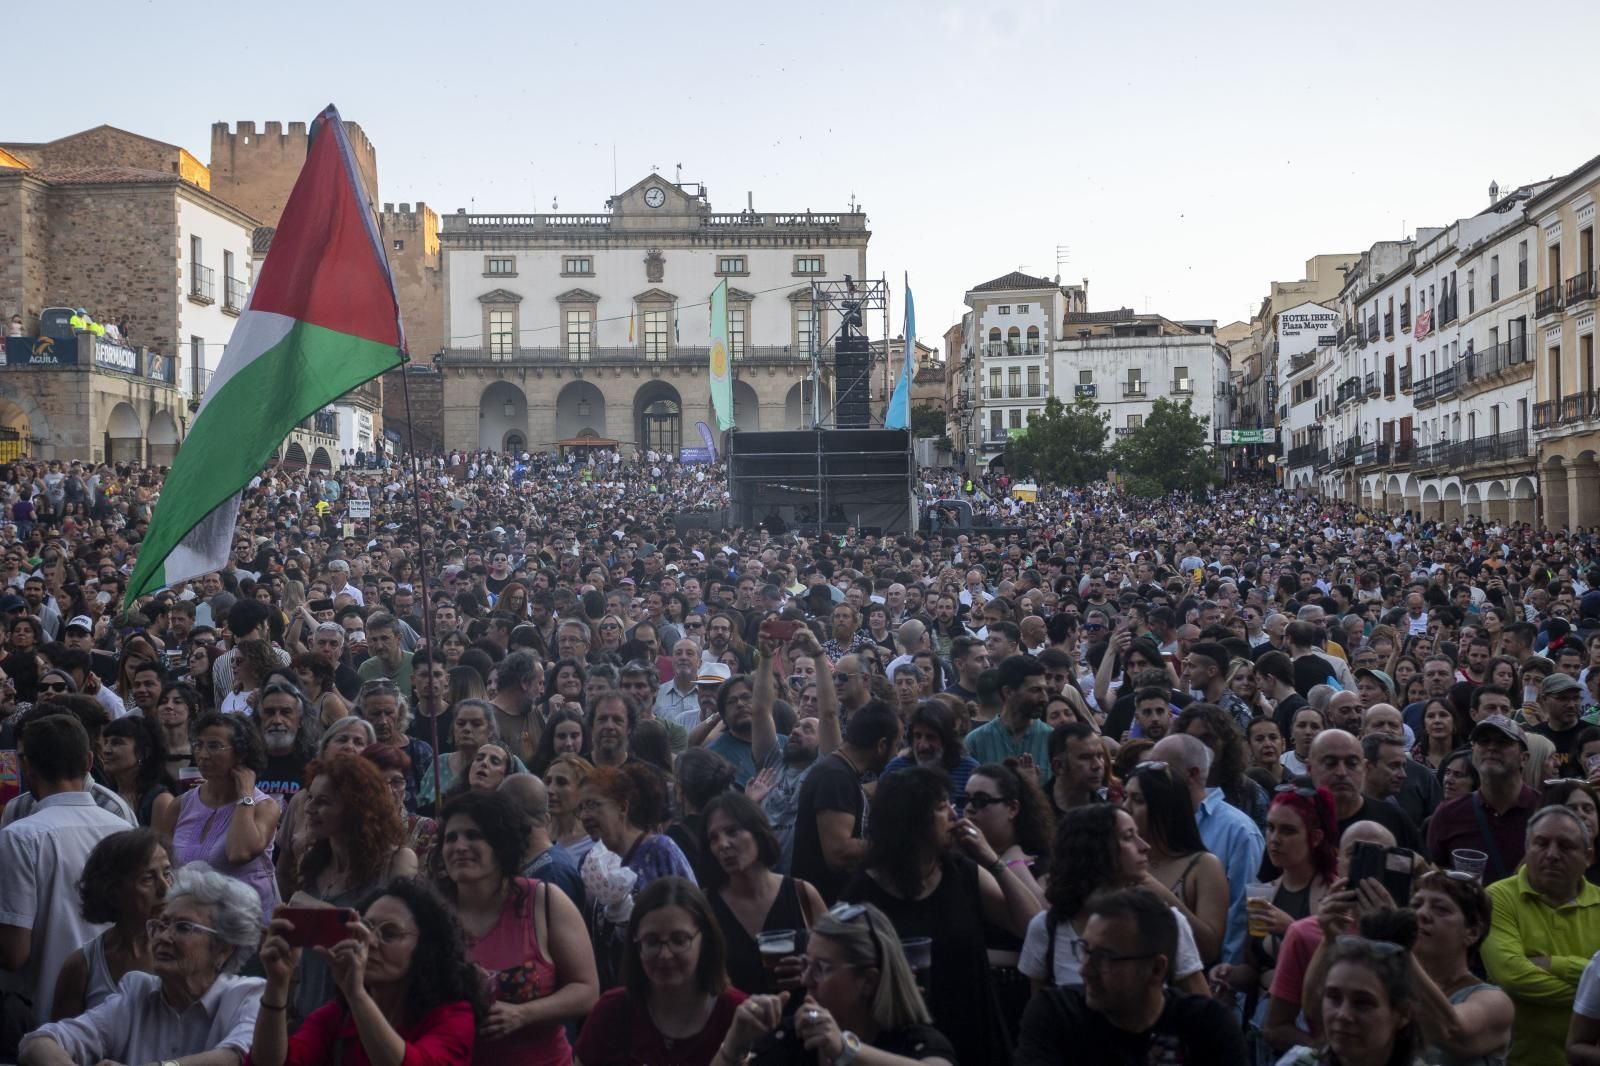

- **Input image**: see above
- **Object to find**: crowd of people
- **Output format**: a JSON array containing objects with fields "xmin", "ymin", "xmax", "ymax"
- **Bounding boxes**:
[{"xmin": 6, "ymin": 445, "xmax": 1600, "ymax": 1064}]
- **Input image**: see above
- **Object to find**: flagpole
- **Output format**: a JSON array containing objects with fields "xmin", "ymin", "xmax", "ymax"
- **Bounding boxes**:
[{"xmin": 399, "ymin": 367, "xmax": 444, "ymax": 807}]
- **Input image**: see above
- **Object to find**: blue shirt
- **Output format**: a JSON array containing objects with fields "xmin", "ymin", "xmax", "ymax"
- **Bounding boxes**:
[
  {"xmin": 964, "ymin": 718, "xmax": 1055, "ymax": 786},
  {"xmin": 524, "ymin": 843, "xmax": 584, "ymax": 909},
  {"xmin": 881, "ymin": 754, "xmax": 979, "ymax": 814},
  {"xmin": 707, "ymin": 732, "xmax": 784, "ymax": 788},
  {"xmin": 1195, "ymin": 786, "xmax": 1265, "ymax": 964}
]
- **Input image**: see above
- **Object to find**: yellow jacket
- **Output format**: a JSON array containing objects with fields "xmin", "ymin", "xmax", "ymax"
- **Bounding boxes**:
[{"xmin": 1483, "ymin": 866, "xmax": 1600, "ymax": 1066}]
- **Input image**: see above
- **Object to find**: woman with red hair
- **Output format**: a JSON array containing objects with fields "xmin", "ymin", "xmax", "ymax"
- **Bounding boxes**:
[
  {"xmin": 1209, "ymin": 780, "xmax": 1336, "ymax": 1011},
  {"xmin": 287, "ymin": 754, "xmax": 418, "ymax": 1021}
]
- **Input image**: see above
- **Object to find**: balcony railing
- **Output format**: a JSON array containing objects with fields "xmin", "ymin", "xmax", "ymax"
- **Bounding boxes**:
[
  {"xmin": 189, "ymin": 365, "xmax": 212, "ymax": 399},
  {"xmin": 1400, "ymin": 303, "xmax": 1411, "ymax": 330},
  {"xmin": 1355, "ymin": 442, "xmax": 1379, "ymax": 466},
  {"xmin": 1534, "ymin": 401, "xmax": 1555, "ymax": 429},
  {"xmin": 985, "ymin": 386, "xmax": 1003, "ymax": 399},
  {"xmin": 1567, "ymin": 270, "xmax": 1598, "ymax": 306},
  {"xmin": 1464, "ymin": 335, "xmax": 1530, "ymax": 382},
  {"xmin": 1383, "ymin": 311, "xmax": 1394, "ymax": 338},
  {"xmin": 1366, "ymin": 317, "xmax": 1380, "ymax": 342},
  {"xmin": 1122, "ymin": 381, "xmax": 1147, "ymax": 397},
  {"xmin": 224, "ymin": 275, "xmax": 246, "ymax": 312},
  {"xmin": 985, "ymin": 342, "xmax": 1046, "ymax": 357},
  {"xmin": 1364, "ymin": 371, "xmax": 1380, "ymax": 397},
  {"xmin": 1026, "ymin": 383, "xmax": 1043, "ymax": 397},
  {"xmin": 1170, "ymin": 379, "xmax": 1193, "ymax": 394},
  {"xmin": 1536, "ymin": 284, "xmax": 1563, "ymax": 317},
  {"xmin": 1562, "ymin": 392, "xmax": 1586, "ymax": 424},
  {"xmin": 1287, "ymin": 444, "xmax": 1317, "ymax": 467},
  {"xmin": 1335, "ymin": 375, "xmax": 1361, "ymax": 407},
  {"xmin": 189, "ymin": 262, "xmax": 215, "ymax": 302},
  {"xmin": 1399, "ymin": 365, "xmax": 1412, "ymax": 391},
  {"xmin": 307, "ymin": 410, "xmax": 338, "ymax": 436},
  {"xmin": 1337, "ymin": 322, "xmax": 1356, "ymax": 347},
  {"xmin": 442, "ymin": 343, "xmax": 820, "ymax": 366},
  {"xmin": 1462, "ymin": 428, "xmax": 1532, "ymax": 464}
]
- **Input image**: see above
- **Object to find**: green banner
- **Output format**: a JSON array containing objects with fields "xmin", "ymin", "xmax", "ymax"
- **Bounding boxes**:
[{"xmin": 708, "ymin": 279, "xmax": 733, "ymax": 431}]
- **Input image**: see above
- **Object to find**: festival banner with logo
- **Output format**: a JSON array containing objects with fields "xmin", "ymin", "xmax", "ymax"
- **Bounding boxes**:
[{"xmin": 708, "ymin": 279, "xmax": 734, "ymax": 430}]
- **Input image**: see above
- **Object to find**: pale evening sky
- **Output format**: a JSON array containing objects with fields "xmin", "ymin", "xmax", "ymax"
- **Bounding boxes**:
[{"xmin": 11, "ymin": 0, "xmax": 1600, "ymax": 350}]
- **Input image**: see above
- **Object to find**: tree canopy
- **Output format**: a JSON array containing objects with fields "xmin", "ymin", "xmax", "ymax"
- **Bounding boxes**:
[
  {"xmin": 909, "ymin": 404, "xmax": 946, "ymax": 439},
  {"xmin": 1006, "ymin": 395, "xmax": 1111, "ymax": 486},
  {"xmin": 1111, "ymin": 396, "xmax": 1216, "ymax": 497}
]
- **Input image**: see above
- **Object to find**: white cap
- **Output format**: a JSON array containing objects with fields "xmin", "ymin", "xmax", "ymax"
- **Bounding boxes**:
[{"xmin": 65, "ymin": 615, "xmax": 94, "ymax": 632}]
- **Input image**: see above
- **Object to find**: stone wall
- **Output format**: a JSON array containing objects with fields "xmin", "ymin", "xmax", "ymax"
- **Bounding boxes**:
[
  {"xmin": 45, "ymin": 184, "xmax": 180, "ymax": 354},
  {"xmin": 385, "ymin": 368, "xmax": 444, "ymax": 453},
  {"xmin": 8, "ymin": 126, "xmax": 186, "ymax": 177},
  {"xmin": 210, "ymin": 120, "xmax": 380, "ymax": 227},
  {"xmin": 0, "ymin": 174, "xmax": 51, "ymax": 329},
  {"xmin": 381, "ymin": 201, "xmax": 444, "ymax": 359}
]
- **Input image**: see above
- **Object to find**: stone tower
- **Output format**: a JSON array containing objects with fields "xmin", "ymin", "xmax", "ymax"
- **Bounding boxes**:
[{"xmin": 209, "ymin": 120, "xmax": 380, "ymax": 227}]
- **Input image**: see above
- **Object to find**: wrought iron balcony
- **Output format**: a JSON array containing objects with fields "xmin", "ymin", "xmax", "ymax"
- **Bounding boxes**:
[
  {"xmin": 1122, "ymin": 381, "xmax": 1147, "ymax": 397},
  {"xmin": 1536, "ymin": 284, "xmax": 1563, "ymax": 317},
  {"xmin": 1567, "ymin": 270, "xmax": 1598, "ymax": 306},
  {"xmin": 1287, "ymin": 444, "xmax": 1317, "ymax": 467},
  {"xmin": 224, "ymin": 275, "xmax": 246, "ymax": 313},
  {"xmin": 1364, "ymin": 371, "xmax": 1379, "ymax": 397},
  {"xmin": 1399, "ymin": 365, "xmax": 1412, "ymax": 390},
  {"xmin": 1533, "ymin": 401, "xmax": 1554, "ymax": 430},
  {"xmin": 189, "ymin": 262, "xmax": 215, "ymax": 303},
  {"xmin": 1400, "ymin": 303, "xmax": 1411, "ymax": 331},
  {"xmin": 1383, "ymin": 312, "xmax": 1394, "ymax": 338},
  {"xmin": 441, "ymin": 343, "xmax": 819, "ymax": 367},
  {"xmin": 1563, "ymin": 392, "xmax": 1586, "ymax": 424}
]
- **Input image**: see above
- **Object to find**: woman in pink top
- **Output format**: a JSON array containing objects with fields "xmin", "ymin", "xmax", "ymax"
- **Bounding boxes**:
[{"xmin": 438, "ymin": 790, "xmax": 598, "ymax": 1066}]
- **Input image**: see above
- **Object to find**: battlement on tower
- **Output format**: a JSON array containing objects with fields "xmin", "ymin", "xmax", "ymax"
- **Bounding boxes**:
[{"xmin": 209, "ymin": 119, "xmax": 379, "ymax": 226}]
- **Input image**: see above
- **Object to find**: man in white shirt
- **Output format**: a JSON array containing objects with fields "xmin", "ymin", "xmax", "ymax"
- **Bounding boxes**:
[{"xmin": 0, "ymin": 714, "xmax": 130, "ymax": 1031}]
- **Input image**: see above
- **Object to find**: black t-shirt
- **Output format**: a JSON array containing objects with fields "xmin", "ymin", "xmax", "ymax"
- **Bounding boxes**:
[
  {"xmin": 790, "ymin": 752, "xmax": 865, "ymax": 905},
  {"xmin": 259, "ymin": 751, "xmax": 309, "ymax": 807},
  {"xmin": 1338, "ymin": 795, "xmax": 1423, "ymax": 853},
  {"xmin": 334, "ymin": 662, "xmax": 363, "ymax": 702},
  {"xmin": 1532, "ymin": 720, "xmax": 1586, "ymax": 779},
  {"xmin": 1271, "ymin": 692, "xmax": 1309, "ymax": 738},
  {"xmin": 1015, "ymin": 986, "xmax": 1246, "ymax": 1066},
  {"xmin": 410, "ymin": 708, "xmax": 456, "ymax": 753},
  {"xmin": 1103, "ymin": 688, "xmax": 1193, "ymax": 740}
]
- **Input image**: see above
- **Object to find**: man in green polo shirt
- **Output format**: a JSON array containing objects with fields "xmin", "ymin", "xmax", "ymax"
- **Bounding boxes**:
[
  {"xmin": 1483, "ymin": 804, "xmax": 1600, "ymax": 1066},
  {"xmin": 964, "ymin": 654, "xmax": 1053, "ymax": 787}
]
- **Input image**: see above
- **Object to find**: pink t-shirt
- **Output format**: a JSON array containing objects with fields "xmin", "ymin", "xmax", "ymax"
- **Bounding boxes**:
[
  {"xmin": 466, "ymin": 878, "xmax": 568, "ymax": 1066},
  {"xmin": 1268, "ymin": 915, "xmax": 1324, "ymax": 1039}
]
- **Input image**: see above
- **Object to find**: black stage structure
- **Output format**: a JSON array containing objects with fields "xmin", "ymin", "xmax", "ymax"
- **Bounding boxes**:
[{"xmin": 727, "ymin": 277, "xmax": 916, "ymax": 535}]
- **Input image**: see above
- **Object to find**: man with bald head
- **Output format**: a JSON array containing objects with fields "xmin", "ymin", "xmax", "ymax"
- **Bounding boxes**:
[
  {"xmin": 896, "ymin": 618, "xmax": 928, "ymax": 656},
  {"xmin": 499, "ymin": 773, "xmax": 582, "ymax": 905},
  {"xmin": 1362, "ymin": 703, "xmax": 1440, "ymax": 825},
  {"xmin": 1307, "ymin": 728, "xmax": 1422, "ymax": 850},
  {"xmin": 1150, "ymin": 731, "xmax": 1263, "ymax": 964}
]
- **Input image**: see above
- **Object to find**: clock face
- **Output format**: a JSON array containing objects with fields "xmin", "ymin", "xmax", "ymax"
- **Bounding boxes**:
[{"xmin": 644, "ymin": 187, "xmax": 666, "ymax": 209}]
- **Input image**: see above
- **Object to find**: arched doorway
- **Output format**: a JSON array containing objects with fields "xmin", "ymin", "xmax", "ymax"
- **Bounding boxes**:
[
  {"xmin": 311, "ymin": 447, "xmax": 333, "ymax": 473},
  {"xmin": 148, "ymin": 410, "xmax": 180, "ymax": 467},
  {"xmin": 555, "ymin": 381, "xmax": 607, "ymax": 442},
  {"xmin": 731, "ymin": 380, "xmax": 761, "ymax": 432},
  {"xmin": 635, "ymin": 381, "xmax": 682, "ymax": 457},
  {"xmin": 283, "ymin": 441, "xmax": 308, "ymax": 471},
  {"xmin": 504, "ymin": 432, "xmax": 526, "ymax": 454},
  {"xmin": 479, "ymin": 381, "xmax": 528, "ymax": 453},
  {"xmin": 0, "ymin": 398, "xmax": 32, "ymax": 461},
  {"xmin": 106, "ymin": 402, "xmax": 142, "ymax": 464},
  {"xmin": 784, "ymin": 379, "xmax": 832, "ymax": 429}
]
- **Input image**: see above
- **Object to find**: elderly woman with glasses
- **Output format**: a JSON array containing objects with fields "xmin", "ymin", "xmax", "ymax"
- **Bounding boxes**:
[
  {"xmin": 575, "ymin": 877, "xmax": 745, "ymax": 1066},
  {"xmin": 49, "ymin": 828, "xmax": 174, "ymax": 1021},
  {"xmin": 718, "ymin": 901, "xmax": 956, "ymax": 1066},
  {"xmin": 155, "ymin": 712, "xmax": 281, "ymax": 920},
  {"xmin": 19, "ymin": 863, "xmax": 264, "ymax": 1066}
]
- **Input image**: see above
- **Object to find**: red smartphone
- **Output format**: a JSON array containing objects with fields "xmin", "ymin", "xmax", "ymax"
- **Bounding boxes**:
[
  {"xmin": 761, "ymin": 619, "xmax": 802, "ymax": 642},
  {"xmin": 278, "ymin": 906, "xmax": 358, "ymax": 949}
]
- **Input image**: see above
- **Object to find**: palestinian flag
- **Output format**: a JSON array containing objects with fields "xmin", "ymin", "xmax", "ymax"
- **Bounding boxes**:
[{"xmin": 125, "ymin": 104, "xmax": 405, "ymax": 605}]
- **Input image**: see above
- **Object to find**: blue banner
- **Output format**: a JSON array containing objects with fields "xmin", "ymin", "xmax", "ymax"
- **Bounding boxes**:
[
  {"xmin": 95, "ymin": 338, "xmax": 140, "ymax": 375},
  {"xmin": 3, "ymin": 334, "xmax": 79, "ymax": 367},
  {"xmin": 146, "ymin": 351, "xmax": 175, "ymax": 383}
]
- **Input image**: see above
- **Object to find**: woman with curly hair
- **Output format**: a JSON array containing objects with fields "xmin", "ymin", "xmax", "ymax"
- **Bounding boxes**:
[
  {"xmin": 254, "ymin": 878, "xmax": 486, "ymax": 1066},
  {"xmin": 99, "ymin": 713, "xmax": 176, "ymax": 827},
  {"xmin": 840, "ymin": 767, "xmax": 1041, "ymax": 1066},
  {"xmin": 221, "ymin": 637, "xmax": 278, "ymax": 715},
  {"xmin": 50, "ymin": 828, "xmax": 173, "ymax": 1020},
  {"xmin": 1176, "ymin": 701, "xmax": 1270, "ymax": 826},
  {"xmin": 363, "ymin": 743, "xmax": 437, "ymax": 865},
  {"xmin": 544, "ymin": 657, "xmax": 588, "ymax": 716},
  {"xmin": 437, "ymin": 790, "xmax": 598, "ymax": 1065},
  {"xmin": 289, "ymin": 755, "xmax": 418, "ymax": 1019},
  {"xmin": 1020, "ymin": 802, "xmax": 1208, "ymax": 995}
]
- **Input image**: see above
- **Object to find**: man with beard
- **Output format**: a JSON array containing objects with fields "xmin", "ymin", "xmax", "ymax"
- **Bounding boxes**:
[
  {"xmin": 588, "ymin": 692, "xmax": 634, "ymax": 768},
  {"xmin": 406, "ymin": 647, "xmax": 453, "ymax": 750},
  {"xmin": 704, "ymin": 673, "xmax": 763, "ymax": 785},
  {"xmin": 620, "ymin": 660, "xmax": 687, "ymax": 753},
  {"xmin": 751, "ymin": 629, "xmax": 841, "ymax": 871},
  {"xmin": 880, "ymin": 702, "xmax": 979, "ymax": 813},
  {"xmin": 254, "ymin": 680, "xmax": 313, "ymax": 809},
  {"xmin": 1131, "ymin": 686, "xmax": 1174, "ymax": 741},
  {"xmin": 656, "ymin": 639, "xmax": 702, "ymax": 728},
  {"xmin": 966, "ymin": 655, "xmax": 1054, "ymax": 788},
  {"xmin": 309, "ymin": 621, "xmax": 362, "ymax": 701}
]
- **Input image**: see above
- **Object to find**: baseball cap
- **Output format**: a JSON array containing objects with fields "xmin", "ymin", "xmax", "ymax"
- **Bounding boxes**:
[
  {"xmin": 65, "ymin": 615, "xmax": 94, "ymax": 632},
  {"xmin": 1470, "ymin": 714, "xmax": 1526, "ymax": 747},
  {"xmin": 1354, "ymin": 668, "xmax": 1396, "ymax": 699},
  {"xmin": 697, "ymin": 662, "xmax": 732, "ymax": 687},
  {"xmin": 1542, "ymin": 673, "xmax": 1583, "ymax": 696},
  {"xmin": 0, "ymin": 593, "xmax": 26, "ymax": 612}
]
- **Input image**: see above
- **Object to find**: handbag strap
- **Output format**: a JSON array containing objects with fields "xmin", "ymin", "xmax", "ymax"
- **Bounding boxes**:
[
  {"xmin": 795, "ymin": 877, "xmax": 818, "ymax": 929},
  {"xmin": 1470, "ymin": 792, "xmax": 1510, "ymax": 882}
]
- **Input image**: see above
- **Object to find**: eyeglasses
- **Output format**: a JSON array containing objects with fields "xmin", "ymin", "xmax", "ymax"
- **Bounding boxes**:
[
  {"xmin": 1133, "ymin": 760, "xmax": 1169, "ymax": 774},
  {"xmin": 635, "ymin": 929, "xmax": 701, "ymax": 957},
  {"xmin": 194, "ymin": 740, "xmax": 233, "ymax": 755},
  {"xmin": 361, "ymin": 919, "xmax": 417, "ymax": 945},
  {"xmin": 964, "ymin": 793, "xmax": 1006, "ymax": 811},
  {"xmin": 1335, "ymin": 935, "xmax": 1406, "ymax": 957},
  {"xmin": 38, "ymin": 681, "xmax": 70, "ymax": 694},
  {"xmin": 1069, "ymin": 940, "xmax": 1158, "ymax": 968},
  {"xmin": 147, "ymin": 918, "xmax": 219, "ymax": 940}
]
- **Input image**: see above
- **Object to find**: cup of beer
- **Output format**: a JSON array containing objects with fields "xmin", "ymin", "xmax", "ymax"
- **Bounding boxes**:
[
  {"xmin": 758, "ymin": 929, "xmax": 797, "ymax": 990},
  {"xmin": 1246, "ymin": 883, "xmax": 1273, "ymax": 937}
]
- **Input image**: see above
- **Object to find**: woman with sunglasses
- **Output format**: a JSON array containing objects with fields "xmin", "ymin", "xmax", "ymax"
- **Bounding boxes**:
[
  {"xmin": 1121, "ymin": 761, "xmax": 1228, "ymax": 966},
  {"xmin": 100, "ymin": 714, "xmax": 176, "ymax": 828},
  {"xmin": 49, "ymin": 828, "xmax": 174, "ymax": 1020},
  {"xmin": 575, "ymin": 876, "xmax": 744, "ymax": 1066},
  {"xmin": 719, "ymin": 901, "xmax": 956, "ymax": 1066},
  {"xmin": 840, "ymin": 767, "xmax": 1040, "ymax": 1066},
  {"xmin": 254, "ymin": 878, "xmax": 483, "ymax": 1066},
  {"xmin": 438, "ymin": 790, "xmax": 598, "ymax": 1066}
]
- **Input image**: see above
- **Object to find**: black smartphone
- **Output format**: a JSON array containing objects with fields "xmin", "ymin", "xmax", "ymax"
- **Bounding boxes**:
[{"xmin": 1348, "ymin": 841, "xmax": 1414, "ymax": 907}]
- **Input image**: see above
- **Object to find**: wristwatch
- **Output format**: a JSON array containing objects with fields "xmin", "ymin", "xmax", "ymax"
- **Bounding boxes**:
[
  {"xmin": 834, "ymin": 1031, "xmax": 861, "ymax": 1066},
  {"xmin": 237, "ymin": 795, "xmax": 257, "ymax": 807}
]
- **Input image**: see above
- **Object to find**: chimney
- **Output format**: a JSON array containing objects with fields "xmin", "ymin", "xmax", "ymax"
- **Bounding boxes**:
[{"xmin": 1488, "ymin": 180, "xmax": 1500, "ymax": 205}]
